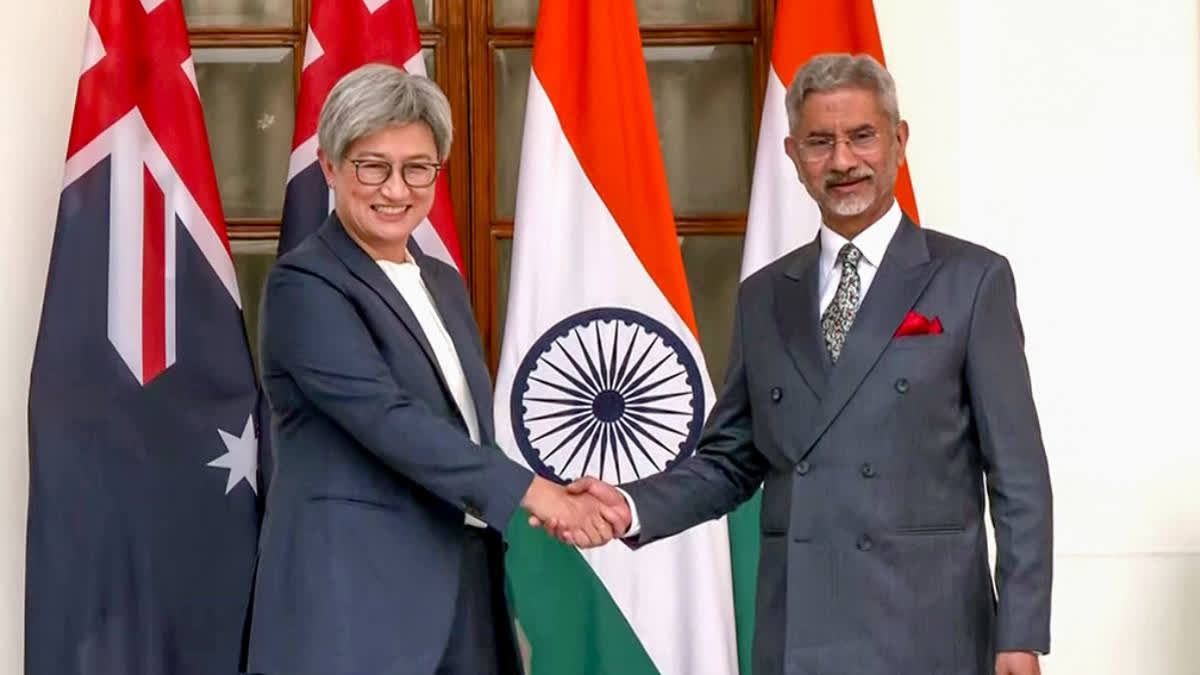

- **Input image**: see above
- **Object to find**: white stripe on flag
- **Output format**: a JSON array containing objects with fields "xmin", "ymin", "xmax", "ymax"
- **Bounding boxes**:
[
  {"xmin": 497, "ymin": 75, "xmax": 738, "ymax": 675},
  {"xmin": 403, "ymin": 49, "xmax": 426, "ymax": 76},
  {"xmin": 410, "ymin": 218, "xmax": 455, "ymax": 267},
  {"xmin": 741, "ymin": 69, "xmax": 822, "ymax": 280},
  {"xmin": 302, "ymin": 29, "xmax": 324, "ymax": 70},
  {"xmin": 288, "ymin": 135, "xmax": 319, "ymax": 182}
]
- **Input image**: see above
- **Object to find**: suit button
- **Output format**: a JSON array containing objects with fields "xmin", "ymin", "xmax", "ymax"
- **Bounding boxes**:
[
  {"xmin": 895, "ymin": 378, "xmax": 910, "ymax": 393},
  {"xmin": 857, "ymin": 535, "xmax": 873, "ymax": 552},
  {"xmin": 860, "ymin": 463, "xmax": 876, "ymax": 478},
  {"xmin": 794, "ymin": 460, "xmax": 810, "ymax": 476},
  {"xmin": 770, "ymin": 387, "xmax": 783, "ymax": 402}
]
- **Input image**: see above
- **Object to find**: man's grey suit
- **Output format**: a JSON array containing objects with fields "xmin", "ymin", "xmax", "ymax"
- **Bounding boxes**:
[
  {"xmin": 622, "ymin": 216, "xmax": 1052, "ymax": 674},
  {"xmin": 245, "ymin": 216, "xmax": 533, "ymax": 675}
]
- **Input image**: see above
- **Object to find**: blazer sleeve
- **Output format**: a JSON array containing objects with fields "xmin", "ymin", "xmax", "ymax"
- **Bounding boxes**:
[
  {"xmin": 620, "ymin": 290, "xmax": 771, "ymax": 546},
  {"xmin": 965, "ymin": 255, "xmax": 1054, "ymax": 654},
  {"xmin": 261, "ymin": 264, "xmax": 533, "ymax": 529}
]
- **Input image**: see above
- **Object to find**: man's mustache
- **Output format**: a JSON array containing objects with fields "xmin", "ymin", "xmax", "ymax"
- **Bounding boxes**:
[{"xmin": 824, "ymin": 168, "xmax": 874, "ymax": 188}]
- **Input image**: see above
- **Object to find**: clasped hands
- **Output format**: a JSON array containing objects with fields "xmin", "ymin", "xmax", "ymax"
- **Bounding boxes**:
[{"xmin": 520, "ymin": 476, "xmax": 631, "ymax": 548}]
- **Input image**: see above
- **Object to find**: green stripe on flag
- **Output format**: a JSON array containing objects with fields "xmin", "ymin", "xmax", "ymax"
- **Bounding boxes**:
[
  {"xmin": 728, "ymin": 492, "xmax": 762, "ymax": 675},
  {"xmin": 506, "ymin": 513, "xmax": 660, "ymax": 675}
]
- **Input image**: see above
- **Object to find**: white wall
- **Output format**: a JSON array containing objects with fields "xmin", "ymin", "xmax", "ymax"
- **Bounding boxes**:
[
  {"xmin": 0, "ymin": 2, "xmax": 90, "ymax": 673},
  {"xmin": 1, "ymin": 1, "xmax": 1197, "ymax": 673},
  {"xmin": 877, "ymin": 0, "xmax": 1200, "ymax": 672}
]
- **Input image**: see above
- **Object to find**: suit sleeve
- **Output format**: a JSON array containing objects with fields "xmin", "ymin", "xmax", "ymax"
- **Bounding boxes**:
[
  {"xmin": 262, "ymin": 264, "xmax": 533, "ymax": 529},
  {"xmin": 965, "ymin": 256, "xmax": 1053, "ymax": 653},
  {"xmin": 620, "ymin": 290, "xmax": 771, "ymax": 546}
]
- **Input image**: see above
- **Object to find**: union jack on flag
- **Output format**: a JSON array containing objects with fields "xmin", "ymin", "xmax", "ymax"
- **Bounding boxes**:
[
  {"xmin": 279, "ymin": 0, "xmax": 465, "ymax": 273},
  {"xmin": 26, "ymin": 1, "xmax": 262, "ymax": 672}
]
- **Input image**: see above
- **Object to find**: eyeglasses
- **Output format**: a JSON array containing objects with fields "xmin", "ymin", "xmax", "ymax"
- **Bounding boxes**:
[
  {"xmin": 795, "ymin": 129, "xmax": 883, "ymax": 163},
  {"xmin": 348, "ymin": 159, "xmax": 442, "ymax": 187}
]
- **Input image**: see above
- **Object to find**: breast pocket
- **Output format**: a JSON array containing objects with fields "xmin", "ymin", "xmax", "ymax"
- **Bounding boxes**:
[
  {"xmin": 881, "ymin": 332, "xmax": 962, "ymax": 388},
  {"xmin": 887, "ymin": 333, "xmax": 950, "ymax": 352}
]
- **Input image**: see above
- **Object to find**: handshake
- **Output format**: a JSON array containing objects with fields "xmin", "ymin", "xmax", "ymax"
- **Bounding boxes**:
[{"xmin": 519, "ymin": 475, "xmax": 633, "ymax": 548}]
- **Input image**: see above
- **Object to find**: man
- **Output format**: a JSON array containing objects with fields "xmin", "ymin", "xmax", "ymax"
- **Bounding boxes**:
[{"xmin": 550, "ymin": 53, "xmax": 1053, "ymax": 675}]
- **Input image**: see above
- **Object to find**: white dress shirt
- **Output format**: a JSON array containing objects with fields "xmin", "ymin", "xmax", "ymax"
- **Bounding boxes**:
[
  {"xmin": 377, "ymin": 252, "xmax": 487, "ymax": 528},
  {"xmin": 817, "ymin": 200, "xmax": 903, "ymax": 317},
  {"xmin": 620, "ymin": 201, "xmax": 903, "ymax": 538}
]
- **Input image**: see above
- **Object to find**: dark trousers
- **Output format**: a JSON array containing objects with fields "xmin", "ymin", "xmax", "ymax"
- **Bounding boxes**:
[{"xmin": 435, "ymin": 528, "xmax": 522, "ymax": 675}]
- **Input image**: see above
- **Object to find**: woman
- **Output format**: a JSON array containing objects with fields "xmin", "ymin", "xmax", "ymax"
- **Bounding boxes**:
[{"xmin": 244, "ymin": 64, "xmax": 612, "ymax": 675}]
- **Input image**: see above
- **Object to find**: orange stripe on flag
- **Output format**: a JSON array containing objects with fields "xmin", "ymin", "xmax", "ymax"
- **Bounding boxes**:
[
  {"xmin": 773, "ymin": 0, "xmax": 919, "ymax": 222},
  {"xmin": 531, "ymin": 0, "xmax": 699, "ymax": 336}
]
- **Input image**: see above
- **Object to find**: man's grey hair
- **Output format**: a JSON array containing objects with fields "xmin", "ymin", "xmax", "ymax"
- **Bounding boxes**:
[
  {"xmin": 318, "ymin": 63, "xmax": 453, "ymax": 164},
  {"xmin": 785, "ymin": 53, "xmax": 900, "ymax": 131}
]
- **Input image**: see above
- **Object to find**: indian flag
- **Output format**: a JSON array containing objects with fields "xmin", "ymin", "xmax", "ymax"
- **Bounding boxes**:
[
  {"xmin": 494, "ymin": 1, "xmax": 738, "ymax": 674},
  {"xmin": 728, "ymin": 1, "xmax": 921, "ymax": 671}
]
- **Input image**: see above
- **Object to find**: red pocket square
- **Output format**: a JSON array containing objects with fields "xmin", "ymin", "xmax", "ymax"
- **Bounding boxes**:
[{"xmin": 895, "ymin": 311, "xmax": 943, "ymax": 337}]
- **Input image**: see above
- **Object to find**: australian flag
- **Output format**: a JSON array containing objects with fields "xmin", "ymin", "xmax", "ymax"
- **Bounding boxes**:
[
  {"xmin": 26, "ymin": 1, "xmax": 261, "ymax": 673},
  {"xmin": 280, "ymin": 0, "xmax": 466, "ymax": 273}
]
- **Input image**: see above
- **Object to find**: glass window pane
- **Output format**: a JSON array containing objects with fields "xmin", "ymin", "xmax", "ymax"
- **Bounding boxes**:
[
  {"xmin": 681, "ymin": 235, "xmax": 743, "ymax": 385},
  {"xmin": 494, "ymin": 45, "xmax": 753, "ymax": 218},
  {"xmin": 647, "ymin": 45, "xmax": 753, "ymax": 214},
  {"xmin": 493, "ymin": 0, "xmax": 536, "ymax": 27},
  {"xmin": 494, "ymin": 48, "xmax": 532, "ymax": 220},
  {"xmin": 495, "ymin": 0, "xmax": 752, "ymax": 26},
  {"xmin": 414, "ymin": 0, "xmax": 433, "ymax": 26},
  {"xmin": 637, "ymin": 0, "xmax": 752, "ymax": 24},
  {"xmin": 194, "ymin": 47, "xmax": 295, "ymax": 220},
  {"xmin": 182, "ymin": 0, "xmax": 291, "ymax": 27},
  {"xmin": 232, "ymin": 238, "xmax": 278, "ymax": 372},
  {"xmin": 495, "ymin": 235, "xmax": 743, "ymax": 387},
  {"xmin": 423, "ymin": 47, "xmax": 435, "ymax": 79},
  {"xmin": 495, "ymin": 237, "xmax": 513, "ymax": 347}
]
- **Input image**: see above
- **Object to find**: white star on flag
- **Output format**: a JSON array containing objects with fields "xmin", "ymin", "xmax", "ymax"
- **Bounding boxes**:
[{"xmin": 208, "ymin": 414, "xmax": 258, "ymax": 495}]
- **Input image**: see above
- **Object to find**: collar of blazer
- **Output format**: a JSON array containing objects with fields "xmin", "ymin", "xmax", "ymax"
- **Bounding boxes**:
[
  {"xmin": 315, "ymin": 215, "xmax": 495, "ymax": 442},
  {"xmin": 775, "ymin": 214, "xmax": 942, "ymax": 461}
]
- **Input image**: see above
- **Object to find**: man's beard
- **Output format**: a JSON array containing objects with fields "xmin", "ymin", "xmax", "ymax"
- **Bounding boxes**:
[
  {"xmin": 822, "ymin": 167, "xmax": 876, "ymax": 216},
  {"xmin": 819, "ymin": 159, "xmax": 899, "ymax": 218}
]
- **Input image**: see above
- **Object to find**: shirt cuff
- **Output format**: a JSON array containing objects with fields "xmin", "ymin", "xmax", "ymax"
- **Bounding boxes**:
[{"xmin": 614, "ymin": 487, "xmax": 641, "ymax": 537}]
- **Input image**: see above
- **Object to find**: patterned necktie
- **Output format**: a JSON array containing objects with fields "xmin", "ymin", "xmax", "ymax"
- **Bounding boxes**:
[{"xmin": 821, "ymin": 243, "xmax": 863, "ymax": 364}]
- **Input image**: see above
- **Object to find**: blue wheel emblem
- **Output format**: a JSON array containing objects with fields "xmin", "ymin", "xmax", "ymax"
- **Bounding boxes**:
[{"xmin": 510, "ymin": 308, "xmax": 705, "ymax": 484}]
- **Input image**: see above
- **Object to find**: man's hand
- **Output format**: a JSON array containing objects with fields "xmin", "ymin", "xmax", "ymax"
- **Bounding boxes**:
[
  {"xmin": 995, "ymin": 651, "xmax": 1040, "ymax": 675},
  {"xmin": 543, "ymin": 477, "xmax": 631, "ymax": 547},
  {"xmin": 525, "ymin": 476, "xmax": 632, "ymax": 548},
  {"xmin": 521, "ymin": 476, "xmax": 618, "ymax": 548},
  {"xmin": 566, "ymin": 476, "xmax": 631, "ymax": 534}
]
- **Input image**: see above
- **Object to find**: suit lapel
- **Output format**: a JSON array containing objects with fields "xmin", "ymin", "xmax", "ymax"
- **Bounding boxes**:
[
  {"xmin": 797, "ymin": 216, "xmax": 941, "ymax": 460},
  {"xmin": 417, "ymin": 256, "xmax": 496, "ymax": 444},
  {"xmin": 316, "ymin": 216, "xmax": 450, "ymax": 397},
  {"xmin": 774, "ymin": 239, "xmax": 830, "ymax": 398}
]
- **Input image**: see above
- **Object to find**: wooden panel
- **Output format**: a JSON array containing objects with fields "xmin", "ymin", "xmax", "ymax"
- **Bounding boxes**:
[
  {"xmin": 437, "ymin": 0, "xmax": 472, "ymax": 275},
  {"xmin": 466, "ymin": 0, "xmax": 496, "ymax": 359}
]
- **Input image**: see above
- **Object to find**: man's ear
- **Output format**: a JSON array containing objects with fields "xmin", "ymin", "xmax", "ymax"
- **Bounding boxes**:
[{"xmin": 894, "ymin": 120, "xmax": 910, "ymax": 166}]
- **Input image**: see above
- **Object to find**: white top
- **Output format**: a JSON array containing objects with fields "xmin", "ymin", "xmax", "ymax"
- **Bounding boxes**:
[{"xmin": 377, "ymin": 251, "xmax": 487, "ymax": 528}]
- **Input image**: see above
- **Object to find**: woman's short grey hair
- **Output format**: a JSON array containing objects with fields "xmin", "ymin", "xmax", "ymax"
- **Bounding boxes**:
[
  {"xmin": 785, "ymin": 53, "xmax": 900, "ymax": 131},
  {"xmin": 318, "ymin": 63, "xmax": 453, "ymax": 164}
]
